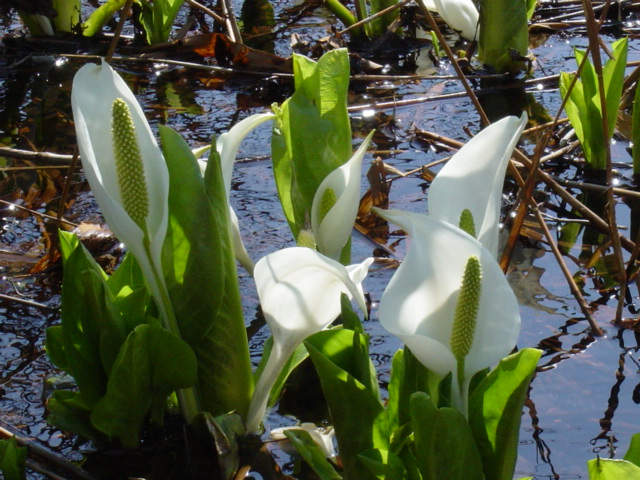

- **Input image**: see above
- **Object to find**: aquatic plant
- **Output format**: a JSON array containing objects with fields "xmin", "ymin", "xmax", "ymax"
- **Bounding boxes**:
[
  {"xmin": 560, "ymin": 37, "xmax": 628, "ymax": 172},
  {"xmin": 245, "ymin": 247, "xmax": 373, "ymax": 433}
]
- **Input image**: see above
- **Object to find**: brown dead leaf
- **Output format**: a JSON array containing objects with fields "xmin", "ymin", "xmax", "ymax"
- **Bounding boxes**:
[
  {"xmin": 184, "ymin": 34, "xmax": 293, "ymax": 73},
  {"xmin": 356, "ymin": 157, "xmax": 390, "ymax": 244}
]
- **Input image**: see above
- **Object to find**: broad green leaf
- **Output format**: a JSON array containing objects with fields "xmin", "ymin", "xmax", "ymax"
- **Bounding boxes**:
[
  {"xmin": 285, "ymin": 429, "xmax": 343, "ymax": 480},
  {"xmin": 359, "ymin": 448, "xmax": 406, "ymax": 480},
  {"xmin": 588, "ymin": 458, "xmax": 640, "ymax": 479},
  {"xmin": 0, "ymin": 436, "xmax": 26, "ymax": 480},
  {"xmin": 47, "ymin": 242, "xmax": 114, "ymax": 407},
  {"xmin": 387, "ymin": 348, "xmax": 436, "ymax": 435},
  {"xmin": 82, "ymin": 0, "xmax": 128, "ymax": 36},
  {"xmin": 47, "ymin": 390, "xmax": 107, "ymax": 444},
  {"xmin": 478, "ymin": 0, "xmax": 528, "ymax": 73},
  {"xmin": 526, "ymin": 0, "xmax": 537, "ymax": 19},
  {"xmin": 410, "ymin": 392, "xmax": 483, "ymax": 480},
  {"xmin": 339, "ymin": 292, "xmax": 364, "ymax": 334},
  {"xmin": 468, "ymin": 348, "xmax": 542, "ymax": 480},
  {"xmin": 91, "ymin": 323, "xmax": 197, "ymax": 448},
  {"xmin": 138, "ymin": 0, "xmax": 185, "ymax": 44},
  {"xmin": 305, "ymin": 330, "xmax": 388, "ymax": 480},
  {"xmin": 271, "ymin": 49, "xmax": 352, "ymax": 239},
  {"xmin": 561, "ymin": 38, "xmax": 628, "ymax": 170},
  {"xmin": 160, "ymin": 125, "xmax": 253, "ymax": 418},
  {"xmin": 625, "ymin": 433, "xmax": 640, "ymax": 467}
]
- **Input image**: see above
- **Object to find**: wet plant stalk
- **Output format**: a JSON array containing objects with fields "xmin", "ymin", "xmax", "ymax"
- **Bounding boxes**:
[{"xmin": 581, "ymin": 0, "xmax": 627, "ymax": 323}]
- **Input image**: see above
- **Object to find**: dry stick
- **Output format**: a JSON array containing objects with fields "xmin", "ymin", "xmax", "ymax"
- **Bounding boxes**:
[
  {"xmin": 550, "ymin": 176, "xmax": 640, "ymax": 201},
  {"xmin": 0, "ymin": 425, "xmax": 98, "ymax": 480},
  {"xmin": 105, "ymin": 0, "xmax": 135, "ymax": 63},
  {"xmin": 0, "ymin": 147, "xmax": 74, "ymax": 164},
  {"xmin": 0, "ymin": 293, "xmax": 56, "ymax": 310},
  {"xmin": 581, "ymin": 0, "xmax": 627, "ymax": 324},
  {"xmin": 220, "ymin": 0, "xmax": 242, "ymax": 44},
  {"xmin": 500, "ymin": 12, "xmax": 595, "ymax": 273},
  {"xmin": 337, "ymin": 0, "xmax": 412, "ymax": 36},
  {"xmin": 184, "ymin": 0, "xmax": 226, "ymax": 24},
  {"xmin": 0, "ymin": 199, "xmax": 78, "ymax": 227}
]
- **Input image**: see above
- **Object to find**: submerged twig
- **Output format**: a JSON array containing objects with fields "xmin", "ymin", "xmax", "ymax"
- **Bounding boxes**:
[
  {"xmin": 0, "ymin": 293, "xmax": 57, "ymax": 311},
  {"xmin": 0, "ymin": 424, "xmax": 97, "ymax": 480}
]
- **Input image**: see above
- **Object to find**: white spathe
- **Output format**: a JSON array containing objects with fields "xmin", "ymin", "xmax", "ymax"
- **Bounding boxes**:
[
  {"xmin": 197, "ymin": 113, "xmax": 275, "ymax": 274},
  {"xmin": 72, "ymin": 59, "xmax": 170, "ymax": 318},
  {"xmin": 311, "ymin": 130, "xmax": 374, "ymax": 261},
  {"xmin": 245, "ymin": 247, "xmax": 373, "ymax": 433},
  {"xmin": 426, "ymin": 0, "xmax": 479, "ymax": 41},
  {"xmin": 429, "ymin": 114, "xmax": 527, "ymax": 257},
  {"xmin": 374, "ymin": 208, "xmax": 520, "ymax": 392}
]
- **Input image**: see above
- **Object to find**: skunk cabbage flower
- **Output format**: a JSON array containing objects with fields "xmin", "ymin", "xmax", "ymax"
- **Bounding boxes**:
[
  {"xmin": 245, "ymin": 247, "xmax": 373, "ymax": 433},
  {"xmin": 429, "ymin": 114, "xmax": 527, "ymax": 257},
  {"xmin": 310, "ymin": 131, "xmax": 374, "ymax": 261},
  {"xmin": 202, "ymin": 113, "xmax": 275, "ymax": 274},
  {"xmin": 428, "ymin": 0, "xmax": 479, "ymax": 41},
  {"xmin": 72, "ymin": 60, "xmax": 171, "ymax": 323},
  {"xmin": 373, "ymin": 208, "xmax": 520, "ymax": 414}
]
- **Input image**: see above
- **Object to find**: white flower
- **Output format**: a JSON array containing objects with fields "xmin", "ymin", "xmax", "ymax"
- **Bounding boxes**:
[
  {"xmin": 373, "ymin": 208, "xmax": 520, "ymax": 414},
  {"xmin": 245, "ymin": 247, "xmax": 373, "ymax": 432},
  {"xmin": 72, "ymin": 59, "xmax": 170, "ymax": 323},
  {"xmin": 311, "ymin": 131, "xmax": 374, "ymax": 261},
  {"xmin": 423, "ymin": 0, "xmax": 479, "ymax": 41},
  {"xmin": 428, "ymin": 114, "xmax": 527, "ymax": 257}
]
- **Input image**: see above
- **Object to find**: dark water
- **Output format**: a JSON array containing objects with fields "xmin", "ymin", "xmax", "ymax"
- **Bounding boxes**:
[{"xmin": 2, "ymin": 5, "xmax": 640, "ymax": 479}]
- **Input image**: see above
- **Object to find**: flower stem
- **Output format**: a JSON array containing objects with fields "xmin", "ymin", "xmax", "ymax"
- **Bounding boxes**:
[{"xmin": 143, "ymin": 238, "xmax": 200, "ymax": 424}]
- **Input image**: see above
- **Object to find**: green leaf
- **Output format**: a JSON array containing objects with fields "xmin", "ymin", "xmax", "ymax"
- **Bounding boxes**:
[
  {"xmin": 46, "ymin": 240, "xmax": 116, "ymax": 408},
  {"xmin": 0, "ymin": 436, "xmax": 26, "ymax": 480},
  {"xmin": 624, "ymin": 433, "xmax": 640, "ymax": 467},
  {"xmin": 91, "ymin": 323, "xmax": 198, "ymax": 448},
  {"xmin": 387, "ymin": 348, "xmax": 436, "ymax": 435},
  {"xmin": 410, "ymin": 392, "xmax": 483, "ymax": 480},
  {"xmin": 160, "ymin": 125, "xmax": 253, "ymax": 419},
  {"xmin": 305, "ymin": 329, "xmax": 387, "ymax": 480},
  {"xmin": 339, "ymin": 292, "xmax": 364, "ymax": 334},
  {"xmin": 588, "ymin": 458, "xmax": 640, "ymax": 479},
  {"xmin": 359, "ymin": 448, "xmax": 406, "ymax": 480},
  {"xmin": 82, "ymin": 0, "xmax": 128, "ymax": 36},
  {"xmin": 271, "ymin": 49, "xmax": 352, "ymax": 239},
  {"xmin": 47, "ymin": 390, "xmax": 108, "ymax": 444},
  {"xmin": 138, "ymin": 0, "xmax": 185, "ymax": 44},
  {"xmin": 468, "ymin": 348, "xmax": 542, "ymax": 480},
  {"xmin": 285, "ymin": 429, "xmax": 343, "ymax": 480},
  {"xmin": 478, "ymin": 0, "xmax": 529, "ymax": 73},
  {"xmin": 561, "ymin": 38, "xmax": 628, "ymax": 170}
]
